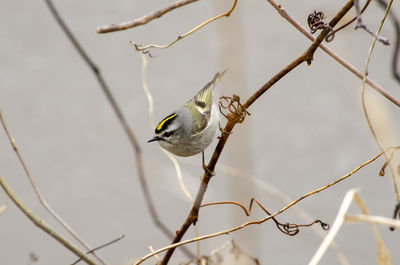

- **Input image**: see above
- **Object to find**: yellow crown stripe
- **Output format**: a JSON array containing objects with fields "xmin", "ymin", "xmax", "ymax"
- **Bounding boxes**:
[{"xmin": 156, "ymin": 113, "xmax": 177, "ymax": 132}]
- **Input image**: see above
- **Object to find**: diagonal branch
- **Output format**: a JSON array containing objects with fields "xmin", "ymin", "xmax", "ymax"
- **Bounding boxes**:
[
  {"xmin": 159, "ymin": 1, "xmax": 355, "ymax": 264},
  {"xmin": 265, "ymin": 0, "xmax": 400, "ymax": 108},
  {"xmin": 96, "ymin": 0, "xmax": 199, "ymax": 34},
  {"xmin": 43, "ymin": 0, "xmax": 193, "ymax": 259},
  {"xmin": 0, "ymin": 110, "xmax": 108, "ymax": 265},
  {"xmin": 0, "ymin": 176, "xmax": 97, "ymax": 265},
  {"xmin": 131, "ymin": 0, "xmax": 237, "ymax": 52},
  {"xmin": 136, "ymin": 147, "xmax": 398, "ymax": 265}
]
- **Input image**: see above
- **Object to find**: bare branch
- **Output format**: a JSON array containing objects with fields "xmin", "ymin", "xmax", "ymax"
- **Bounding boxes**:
[
  {"xmin": 359, "ymin": 0, "xmax": 399, "ymax": 201},
  {"xmin": 72, "ymin": 235, "xmax": 126, "ymax": 265},
  {"xmin": 0, "ymin": 176, "xmax": 97, "ymax": 265},
  {"xmin": 42, "ymin": 0, "xmax": 194, "ymax": 259},
  {"xmin": 354, "ymin": 0, "xmax": 390, "ymax": 45},
  {"xmin": 158, "ymin": 1, "xmax": 356, "ymax": 263},
  {"xmin": 130, "ymin": 0, "xmax": 237, "ymax": 52},
  {"xmin": 265, "ymin": 0, "xmax": 400, "ymax": 108},
  {"xmin": 135, "ymin": 148, "xmax": 397, "ymax": 265},
  {"xmin": 0, "ymin": 110, "xmax": 108, "ymax": 265},
  {"xmin": 324, "ymin": 0, "xmax": 372, "ymax": 41},
  {"xmin": 96, "ymin": 0, "xmax": 199, "ymax": 34}
]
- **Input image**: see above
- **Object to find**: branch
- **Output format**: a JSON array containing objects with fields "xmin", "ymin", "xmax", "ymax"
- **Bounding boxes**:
[
  {"xmin": 96, "ymin": 0, "xmax": 199, "ymax": 34},
  {"xmin": 130, "ymin": 0, "xmax": 237, "ymax": 52},
  {"xmin": 354, "ymin": 0, "xmax": 390, "ymax": 45},
  {"xmin": 158, "ymin": 2, "xmax": 358, "ymax": 263},
  {"xmin": 265, "ymin": 0, "xmax": 400, "ymax": 108},
  {"xmin": 0, "ymin": 110, "xmax": 107, "ymax": 265},
  {"xmin": 135, "ymin": 147, "xmax": 396, "ymax": 265},
  {"xmin": 359, "ymin": 0, "xmax": 399, "ymax": 201},
  {"xmin": 0, "ymin": 176, "xmax": 97, "ymax": 265},
  {"xmin": 43, "ymin": 0, "xmax": 194, "ymax": 259}
]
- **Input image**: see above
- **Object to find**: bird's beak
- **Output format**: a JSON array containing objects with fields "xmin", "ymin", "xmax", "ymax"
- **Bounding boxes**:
[{"xmin": 147, "ymin": 136, "xmax": 161, "ymax": 143}]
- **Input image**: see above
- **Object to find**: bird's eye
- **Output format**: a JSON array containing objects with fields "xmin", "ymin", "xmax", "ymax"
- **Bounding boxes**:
[{"xmin": 162, "ymin": 131, "xmax": 173, "ymax": 137}]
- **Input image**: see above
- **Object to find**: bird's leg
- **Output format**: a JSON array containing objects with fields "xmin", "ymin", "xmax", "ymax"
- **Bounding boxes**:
[{"xmin": 202, "ymin": 151, "xmax": 215, "ymax": 177}]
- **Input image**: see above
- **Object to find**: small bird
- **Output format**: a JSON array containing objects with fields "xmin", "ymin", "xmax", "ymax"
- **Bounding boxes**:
[{"xmin": 148, "ymin": 70, "xmax": 227, "ymax": 161}]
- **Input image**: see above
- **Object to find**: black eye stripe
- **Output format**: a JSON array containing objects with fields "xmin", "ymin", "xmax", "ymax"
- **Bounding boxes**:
[{"xmin": 162, "ymin": 131, "xmax": 173, "ymax": 137}]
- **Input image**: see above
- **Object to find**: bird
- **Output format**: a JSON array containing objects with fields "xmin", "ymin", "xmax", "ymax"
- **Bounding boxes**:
[{"xmin": 148, "ymin": 70, "xmax": 227, "ymax": 168}]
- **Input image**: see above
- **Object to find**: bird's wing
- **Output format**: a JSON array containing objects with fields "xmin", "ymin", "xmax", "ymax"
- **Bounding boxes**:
[{"xmin": 190, "ymin": 70, "xmax": 227, "ymax": 133}]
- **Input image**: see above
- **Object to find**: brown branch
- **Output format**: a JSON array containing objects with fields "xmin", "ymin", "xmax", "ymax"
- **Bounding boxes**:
[
  {"xmin": 136, "ymin": 148, "xmax": 396, "ymax": 265},
  {"xmin": 96, "ymin": 0, "xmax": 199, "ymax": 34},
  {"xmin": 201, "ymin": 199, "xmax": 329, "ymax": 236},
  {"xmin": 325, "ymin": 0, "xmax": 372, "ymax": 41},
  {"xmin": 42, "ymin": 0, "xmax": 194, "ymax": 259},
  {"xmin": 72, "ymin": 235, "xmax": 125, "ymax": 265},
  {"xmin": 354, "ymin": 0, "xmax": 390, "ymax": 45},
  {"xmin": 0, "ymin": 110, "xmax": 107, "ymax": 265},
  {"xmin": 159, "ymin": 1, "xmax": 355, "ymax": 264},
  {"xmin": 265, "ymin": 0, "xmax": 400, "ymax": 108},
  {"xmin": 0, "ymin": 176, "xmax": 97, "ymax": 265},
  {"xmin": 130, "ymin": 0, "xmax": 238, "ymax": 52}
]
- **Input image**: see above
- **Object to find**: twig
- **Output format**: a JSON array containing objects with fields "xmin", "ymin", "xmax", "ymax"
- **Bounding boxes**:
[
  {"xmin": 325, "ymin": 0, "xmax": 372, "ymax": 41},
  {"xmin": 215, "ymin": 163, "xmax": 350, "ymax": 265},
  {"xmin": 265, "ymin": 0, "xmax": 400, "ymax": 108},
  {"xmin": 359, "ymin": 0, "xmax": 399, "ymax": 202},
  {"xmin": 157, "ymin": 1, "xmax": 356, "ymax": 264},
  {"xmin": 351, "ymin": 193, "xmax": 392, "ymax": 262},
  {"xmin": 130, "ymin": 0, "xmax": 237, "ymax": 53},
  {"xmin": 354, "ymin": 0, "xmax": 390, "ymax": 45},
  {"xmin": 135, "ymin": 148, "xmax": 393, "ymax": 265},
  {"xmin": 0, "ymin": 110, "xmax": 107, "ymax": 265},
  {"xmin": 376, "ymin": 0, "xmax": 400, "ymax": 84},
  {"xmin": 72, "ymin": 235, "xmax": 126, "ymax": 265},
  {"xmin": 96, "ymin": 0, "xmax": 199, "ymax": 33},
  {"xmin": 42, "ymin": 0, "xmax": 192, "ymax": 258},
  {"xmin": 345, "ymin": 214, "xmax": 400, "ymax": 228},
  {"xmin": 0, "ymin": 176, "xmax": 97, "ymax": 265},
  {"xmin": 309, "ymin": 189, "xmax": 358, "ymax": 265},
  {"xmin": 201, "ymin": 199, "xmax": 329, "ymax": 236}
]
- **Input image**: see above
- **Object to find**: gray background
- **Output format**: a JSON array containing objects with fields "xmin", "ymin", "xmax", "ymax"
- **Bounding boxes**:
[{"xmin": 1, "ymin": 0, "xmax": 400, "ymax": 264}]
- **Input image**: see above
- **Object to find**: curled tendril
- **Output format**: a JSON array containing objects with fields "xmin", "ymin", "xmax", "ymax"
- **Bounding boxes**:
[
  {"xmin": 307, "ymin": 10, "xmax": 335, "ymax": 42},
  {"xmin": 131, "ymin": 42, "xmax": 155, "ymax": 58},
  {"xmin": 219, "ymin": 95, "xmax": 251, "ymax": 124},
  {"xmin": 201, "ymin": 199, "xmax": 330, "ymax": 237},
  {"xmin": 279, "ymin": 223, "xmax": 300, "ymax": 236}
]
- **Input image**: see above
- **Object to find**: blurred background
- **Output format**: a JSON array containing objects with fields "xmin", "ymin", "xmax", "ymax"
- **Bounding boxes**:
[{"xmin": 1, "ymin": 0, "xmax": 400, "ymax": 264}]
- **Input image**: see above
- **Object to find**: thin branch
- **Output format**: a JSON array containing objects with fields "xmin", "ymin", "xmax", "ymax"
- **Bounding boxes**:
[
  {"xmin": 72, "ymin": 235, "xmax": 126, "ymax": 265},
  {"xmin": 158, "ymin": 1, "xmax": 356, "ymax": 263},
  {"xmin": 354, "ymin": 0, "xmax": 390, "ymax": 45},
  {"xmin": 214, "ymin": 162, "xmax": 350, "ymax": 265},
  {"xmin": 309, "ymin": 189, "xmax": 358, "ymax": 265},
  {"xmin": 135, "ymin": 148, "xmax": 394, "ymax": 265},
  {"xmin": 0, "ymin": 176, "xmax": 97, "ymax": 265},
  {"xmin": 359, "ymin": 0, "xmax": 399, "ymax": 201},
  {"xmin": 325, "ymin": 0, "xmax": 372, "ymax": 41},
  {"xmin": 130, "ymin": 0, "xmax": 237, "ymax": 52},
  {"xmin": 345, "ymin": 214, "xmax": 400, "ymax": 228},
  {"xmin": 265, "ymin": 0, "xmax": 400, "ymax": 108},
  {"xmin": 97, "ymin": 0, "xmax": 199, "ymax": 33},
  {"xmin": 0, "ymin": 110, "xmax": 107, "ymax": 265},
  {"xmin": 42, "ymin": 0, "xmax": 193, "ymax": 258},
  {"xmin": 140, "ymin": 53, "xmax": 199, "ymax": 258},
  {"xmin": 201, "ymin": 199, "xmax": 329, "ymax": 236}
]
